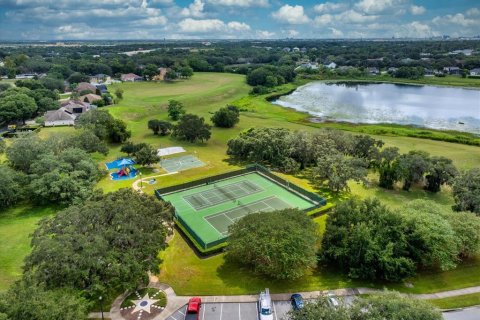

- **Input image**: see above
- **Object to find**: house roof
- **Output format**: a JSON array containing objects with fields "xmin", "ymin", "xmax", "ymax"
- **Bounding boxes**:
[
  {"xmin": 95, "ymin": 84, "xmax": 108, "ymax": 92},
  {"xmin": 80, "ymin": 93, "xmax": 102, "ymax": 103},
  {"xmin": 76, "ymin": 82, "xmax": 97, "ymax": 93},
  {"xmin": 45, "ymin": 107, "xmax": 76, "ymax": 122},
  {"xmin": 470, "ymin": 68, "xmax": 480, "ymax": 72},
  {"xmin": 121, "ymin": 73, "xmax": 142, "ymax": 79}
]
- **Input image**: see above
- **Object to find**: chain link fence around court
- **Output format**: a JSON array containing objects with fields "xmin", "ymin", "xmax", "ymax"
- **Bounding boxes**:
[{"xmin": 155, "ymin": 164, "xmax": 328, "ymax": 250}]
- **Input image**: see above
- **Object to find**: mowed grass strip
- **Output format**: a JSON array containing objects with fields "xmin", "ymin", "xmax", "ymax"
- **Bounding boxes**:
[
  {"xmin": 0, "ymin": 205, "xmax": 57, "ymax": 291},
  {"xmin": 427, "ymin": 292, "xmax": 480, "ymax": 309}
]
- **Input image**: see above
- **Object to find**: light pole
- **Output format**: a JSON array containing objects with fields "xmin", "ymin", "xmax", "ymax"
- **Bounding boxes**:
[{"xmin": 99, "ymin": 295, "xmax": 104, "ymax": 320}]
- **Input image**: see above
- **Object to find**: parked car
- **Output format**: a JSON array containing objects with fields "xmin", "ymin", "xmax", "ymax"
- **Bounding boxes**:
[
  {"xmin": 290, "ymin": 293, "xmax": 304, "ymax": 310},
  {"xmin": 327, "ymin": 293, "xmax": 340, "ymax": 308},
  {"xmin": 259, "ymin": 288, "xmax": 274, "ymax": 320},
  {"xmin": 185, "ymin": 297, "xmax": 202, "ymax": 320}
]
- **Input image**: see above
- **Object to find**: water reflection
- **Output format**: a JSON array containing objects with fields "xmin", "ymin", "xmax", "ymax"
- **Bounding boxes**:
[{"xmin": 273, "ymin": 82, "xmax": 480, "ymax": 133}]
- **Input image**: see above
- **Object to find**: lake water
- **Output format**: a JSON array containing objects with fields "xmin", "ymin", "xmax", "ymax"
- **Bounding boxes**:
[{"xmin": 273, "ymin": 82, "xmax": 480, "ymax": 134}]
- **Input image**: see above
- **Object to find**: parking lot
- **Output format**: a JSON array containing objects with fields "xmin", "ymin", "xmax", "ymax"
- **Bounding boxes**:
[{"xmin": 166, "ymin": 301, "xmax": 292, "ymax": 320}]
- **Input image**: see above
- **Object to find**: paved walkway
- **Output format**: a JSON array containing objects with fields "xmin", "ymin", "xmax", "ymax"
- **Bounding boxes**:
[
  {"xmin": 99, "ymin": 280, "xmax": 480, "ymax": 320},
  {"xmin": 132, "ymin": 171, "xmax": 178, "ymax": 193}
]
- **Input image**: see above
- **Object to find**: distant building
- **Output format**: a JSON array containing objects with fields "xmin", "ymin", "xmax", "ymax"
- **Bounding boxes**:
[
  {"xmin": 443, "ymin": 67, "xmax": 461, "ymax": 75},
  {"xmin": 152, "ymin": 67, "xmax": 169, "ymax": 81},
  {"xmin": 295, "ymin": 62, "xmax": 319, "ymax": 71},
  {"xmin": 75, "ymin": 82, "xmax": 97, "ymax": 94},
  {"xmin": 470, "ymin": 68, "xmax": 480, "ymax": 76},
  {"xmin": 449, "ymin": 49, "xmax": 473, "ymax": 56},
  {"xmin": 292, "ymin": 47, "xmax": 300, "ymax": 52},
  {"xmin": 387, "ymin": 67, "xmax": 398, "ymax": 73},
  {"xmin": 368, "ymin": 67, "xmax": 380, "ymax": 75},
  {"xmin": 424, "ymin": 68, "xmax": 435, "ymax": 76},
  {"xmin": 89, "ymin": 74, "xmax": 111, "ymax": 84},
  {"xmin": 325, "ymin": 62, "xmax": 337, "ymax": 69},
  {"xmin": 95, "ymin": 84, "xmax": 109, "ymax": 94},
  {"xmin": 282, "ymin": 47, "xmax": 291, "ymax": 52},
  {"xmin": 121, "ymin": 73, "xmax": 143, "ymax": 82},
  {"xmin": 80, "ymin": 93, "xmax": 103, "ymax": 104}
]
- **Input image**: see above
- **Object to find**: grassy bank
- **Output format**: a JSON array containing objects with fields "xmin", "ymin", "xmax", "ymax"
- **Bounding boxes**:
[
  {"xmin": 428, "ymin": 293, "xmax": 480, "ymax": 309},
  {"xmin": 0, "ymin": 205, "xmax": 57, "ymax": 291}
]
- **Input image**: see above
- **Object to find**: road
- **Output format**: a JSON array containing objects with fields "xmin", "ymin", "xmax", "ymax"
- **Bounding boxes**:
[{"xmin": 443, "ymin": 306, "xmax": 480, "ymax": 320}]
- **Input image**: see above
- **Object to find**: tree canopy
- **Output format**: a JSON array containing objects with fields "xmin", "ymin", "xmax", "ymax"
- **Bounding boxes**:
[
  {"xmin": 24, "ymin": 189, "xmax": 173, "ymax": 297},
  {"xmin": 452, "ymin": 168, "xmax": 480, "ymax": 214},
  {"xmin": 172, "ymin": 113, "xmax": 211, "ymax": 143},
  {"xmin": 211, "ymin": 105, "xmax": 240, "ymax": 128},
  {"xmin": 226, "ymin": 209, "xmax": 317, "ymax": 280},
  {"xmin": 167, "ymin": 99, "xmax": 185, "ymax": 121},
  {"xmin": 75, "ymin": 109, "xmax": 131, "ymax": 143}
]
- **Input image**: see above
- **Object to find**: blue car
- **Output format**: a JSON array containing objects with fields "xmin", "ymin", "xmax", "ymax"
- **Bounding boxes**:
[{"xmin": 291, "ymin": 294, "xmax": 304, "ymax": 310}]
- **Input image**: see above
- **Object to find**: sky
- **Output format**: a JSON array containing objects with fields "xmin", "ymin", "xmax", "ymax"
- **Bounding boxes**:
[{"xmin": 0, "ymin": 0, "xmax": 479, "ymax": 40}]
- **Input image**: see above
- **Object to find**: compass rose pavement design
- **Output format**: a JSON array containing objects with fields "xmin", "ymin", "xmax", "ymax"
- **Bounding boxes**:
[
  {"xmin": 132, "ymin": 293, "xmax": 159, "ymax": 314},
  {"xmin": 120, "ymin": 289, "xmax": 166, "ymax": 320}
]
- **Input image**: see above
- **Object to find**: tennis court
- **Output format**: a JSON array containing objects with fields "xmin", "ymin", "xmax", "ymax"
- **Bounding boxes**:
[
  {"xmin": 205, "ymin": 196, "xmax": 292, "ymax": 235},
  {"xmin": 160, "ymin": 172, "xmax": 317, "ymax": 250},
  {"xmin": 160, "ymin": 154, "xmax": 204, "ymax": 173},
  {"xmin": 184, "ymin": 180, "xmax": 263, "ymax": 210}
]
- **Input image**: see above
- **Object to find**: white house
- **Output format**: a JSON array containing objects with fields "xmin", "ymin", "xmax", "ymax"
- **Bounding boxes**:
[
  {"xmin": 325, "ymin": 62, "xmax": 337, "ymax": 69},
  {"xmin": 470, "ymin": 68, "xmax": 480, "ymax": 76}
]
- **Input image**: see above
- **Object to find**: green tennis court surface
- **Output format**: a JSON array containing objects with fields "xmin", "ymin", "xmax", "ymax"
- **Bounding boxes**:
[
  {"xmin": 205, "ymin": 196, "xmax": 292, "ymax": 235},
  {"xmin": 160, "ymin": 155, "xmax": 205, "ymax": 173},
  {"xmin": 161, "ymin": 172, "xmax": 316, "ymax": 249}
]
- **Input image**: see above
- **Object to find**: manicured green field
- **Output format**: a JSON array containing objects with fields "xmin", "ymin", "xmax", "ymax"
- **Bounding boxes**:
[
  {"xmin": 3, "ymin": 72, "xmax": 480, "ymax": 300},
  {"xmin": 428, "ymin": 293, "xmax": 480, "ymax": 309},
  {"xmin": 0, "ymin": 205, "xmax": 57, "ymax": 291}
]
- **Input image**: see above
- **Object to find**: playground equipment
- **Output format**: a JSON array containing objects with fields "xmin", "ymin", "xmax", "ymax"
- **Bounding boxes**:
[{"xmin": 117, "ymin": 166, "xmax": 131, "ymax": 177}]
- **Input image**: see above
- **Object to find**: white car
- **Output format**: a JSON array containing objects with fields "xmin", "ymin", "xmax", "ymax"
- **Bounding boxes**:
[{"xmin": 259, "ymin": 288, "xmax": 274, "ymax": 320}]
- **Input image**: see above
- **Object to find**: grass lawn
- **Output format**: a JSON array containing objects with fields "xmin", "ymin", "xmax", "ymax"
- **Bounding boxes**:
[
  {"xmin": 0, "ymin": 205, "xmax": 57, "ymax": 291},
  {"xmin": 3, "ymin": 72, "xmax": 480, "ymax": 297},
  {"xmin": 428, "ymin": 293, "xmax": 480, "ymax": 309}
]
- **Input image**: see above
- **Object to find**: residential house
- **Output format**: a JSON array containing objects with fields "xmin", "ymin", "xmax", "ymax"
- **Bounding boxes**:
[
  {"xmin": 448, "ymin": 49, "xmax": 473, "ymax": 56},
  {"xmin": 89, "ymin": 74, "xmax": 112, "ymax": 84},
  {"xmin": 152, "ymin": 67, "xmax": 169, "ymax": 81},
  {"xmin": 292, "ymin": 47, "xmax": 300, "ymax": 52},
  {"xmin": 121, "ymin": 73, "xmax": 143, "ymax": 82},
  {"xmin": 387, "ymin": 67, "xmax": 398, "ymax": 73},
  {"xmin": 75, "ymin": 82, "xmax": 98, "ymax": 94},
  {"xmin": 325, "ymin": 62, "xmax": 337, "ymax": 69},
  {"xmin": 368, "ymin": 67, "xmax": 380, "ymax": 75},
  {"xmin": 44, "ymin": 107, "xmax": 76, "ymax": 127},
  {"xmin": 95, "ymin": 84, "xmax": 109, "ymax": 94},
  {"xmin": 282, "ymin": 47, "xmax": 291, "ymax": 53},
  {"xmin": 295, "ymin": 62, "xmax": 318, "ymax": 71},
  {"xmin": 443, "ymin": 67, "xmax": 461, "ymax": 75},
  {"xmin": 80, "ymin": 93, "xmax": 103, "ymax": 104},
  {"xmin": 470, "ymin": 68, "xmax": 480, "ymax": 76}
]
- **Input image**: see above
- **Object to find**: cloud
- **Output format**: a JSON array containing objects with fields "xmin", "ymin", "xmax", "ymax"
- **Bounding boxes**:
[
  {"xmin": 337, "ymin": 9, "xmax": 378, "ymax": 23},
  {"xmin": 180, "ymin": 0, "xmax": 205, "ymax": 18},
  {"xmin": 395, "ymin": 21, "xmax": 438, "ymax": 38},
  {"xmin": 257, "ymin": 30, "xmax": 275, "ymax": 38},
  {"xmin": 329, "ymin": 27, "xmax": 343, "ymax": 37},
  {"xmin": 177, "ymin": 18, "xmax": 251, "ymax": 34},
  {"xmin": 178, "ymin": 18, "xmax": 224, "ymax": 32},
  {"xmin": 355, "ymin": 0, "xmax": 404, "ymax": 14},
  {"xmin": 433, "ymin": 13, "xmax": 480, "ymax": 27},
  {"xmin": 314, "ymin": 2, "xmax": 345, "ymax": 13},
  {"xmin": 272, "ymin": 4, "xmax": 310, "ymax": 24},
  {"xmin": 410, "ymin": 5, "xmax": 426, "ymax": 15},
  {"xmin": 227, "ymin": 21, "xmax": 251, "ymax": 31},
  {"xmin": 466, "ymin": 7, "xmax": 480, "ymax": 17},
  {"xmin": 207, "ymin": 0, "xmax": 268, "ymax": 7},
  {"xmin": 314, "ymin": 14, "xmax": 334, "ymax": 26}
]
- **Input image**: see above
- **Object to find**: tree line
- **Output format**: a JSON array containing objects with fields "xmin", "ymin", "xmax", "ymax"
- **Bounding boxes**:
[{"xmin": 226, "ymin": 127, "xmax": 479, "ymax": 215}]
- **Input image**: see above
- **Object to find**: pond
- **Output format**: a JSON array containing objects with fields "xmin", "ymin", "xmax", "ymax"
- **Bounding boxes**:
[{"xmin": 272, "ymin": 82, "xmax": 480, "ymax": 134}]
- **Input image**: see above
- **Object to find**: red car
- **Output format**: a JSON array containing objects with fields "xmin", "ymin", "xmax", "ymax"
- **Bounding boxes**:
[{"xmin": 185, "ymin": 297, "xmax": 202, "ymax": 320}]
